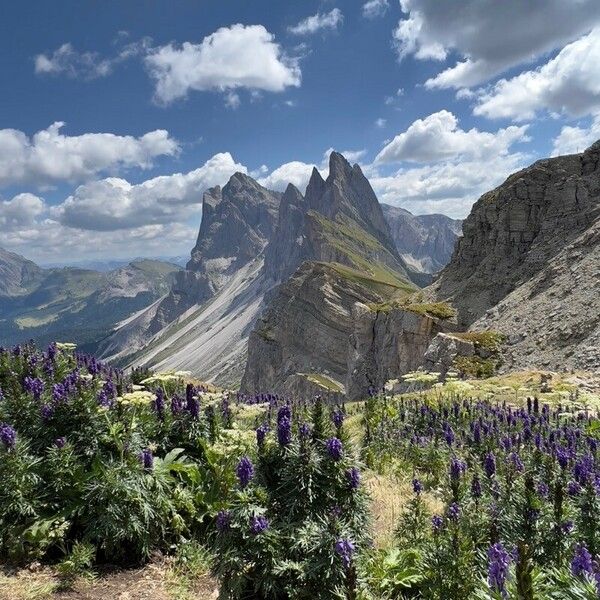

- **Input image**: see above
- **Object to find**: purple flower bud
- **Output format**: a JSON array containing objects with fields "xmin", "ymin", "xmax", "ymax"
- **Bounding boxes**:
[
  {"xmin": 413, "ymin": 478, "xmax": 423, "ymax": 495},
  {"xmin": 256, "ymin": 423, "xmax": 269, "ymax": 446},
  {"xmin": 567, "ymin": 480, "xmax": 582, "ymax": 496},
  {"xmin": 24, "ymin": 376, "xmax": 44, "ymax": 401},
  {"xmin": 216, "ymin": 510, "xmax": 231, "ymax": 532},
  {"xmin": 449, "ymin": 457, "xmax": 467, "ymax": 481},
  {"xmin": 277, "ymin": 416, "xmax": 292, "ymax": 446},
  {"xmin": 484, "ymin": 452, "xmax": 496, "ymax": 478},
  {"xmin": 335, "ymin": 538, "xmax": 355, "ymax": 568},
  {"xmin": 431, "ymin": 514, "xmax": 444, "ymax": 532},
  {"xmin": 54, "ymin": 437, "xmax": 66, "ymax": 448},
  {"xmin": 571, "ymin": 544, "xmax": 593, "ymax": 577},
  {"xmin": 153, "ymin": 388, "xmax": 165, "ymax": 420},
  {"xmin": 139, "ymin": 448, "xmax": 153, "ymax": 470},
  {"xmin": 447, "ymin": 502, "xmax": 461, "ymax": 521},
  {"xmin": 41, "ymin": 403, "xmax": 54, "ymax": 421},
  {"xmin": 250, "ymin": 515, "xmax": 269, "ymax": 535},
  {"xmin": 326, "ymin": 437, "xmax": 343, "ymax": 461},
  {"xmin": 299, "ymin": 422, "xmax": 312, "ymax": 439},
  {"xmin": 346, "ymin": 467, "xmax": 361, "ymax": 490},
  {"xmin": 332, "ymin": 408, "xmax": 345, "ymax": 430},
  {"xmin": 488, "ymin": 542, "xmax": 511, "ymax": 594},
  {"xmin": 0, "ymin": 423, "xmax": 16, "ymax": 450},
  {"xmin": 471, "ymin": 475, "xmax": 482, "ymax": 499},
  {"xmin": 236, "ymin": 456, "xmax": 254, "ymax": 489}
]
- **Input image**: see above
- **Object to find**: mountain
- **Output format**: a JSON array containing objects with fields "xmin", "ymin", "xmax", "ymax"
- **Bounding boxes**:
[
  {"xmin": 0, "ymin": 247, "xmax": 44, "ymax": 297},
  {"xmin": 0, "ymin": 253, "xmax": 181, "ymax": 351},
  {"xmin": 241, "ymin": 153, "xmax": 431, "ymax": 398},
  {"xmin": 429, "ymin": 140, "xmax": 600, "ymax": 372},
  {"xmin": 381, "ymin": 205, "xmax": 463, "ymax": 274},
  {"xmin": 97, "ymin": 173, "xmax": 281, "ymax": 386}
]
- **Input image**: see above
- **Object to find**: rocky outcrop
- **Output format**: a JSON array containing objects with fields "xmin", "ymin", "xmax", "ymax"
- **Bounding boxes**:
[
  {"xmin": 347, "ymin": 304, "xmax": 445, "ymax": 399},
  {"xmin": 0, "ymin": 247, "xmax": 43, "ymax": 298},
  {"xmin": 242, "ymin": 261, "xmax": 404, "ymax": 397},
  {"xmin": 430, "ymin": 142, "xmax": 600, "ymax": 327},
  {"xmin": 422, "ymin": 333, "xmax": 475, "ymax": 375},
  {"xmin": 430, "ymin": 140, "xmax": 600, "ymax": 372},
  {"xmin": 381, "ymin": 205, "xmax": 462, "ymax": 274}
]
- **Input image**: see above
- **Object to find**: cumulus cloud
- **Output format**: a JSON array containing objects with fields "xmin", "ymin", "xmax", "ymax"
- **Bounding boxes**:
[
  {"xmin": 34, "ymin": 39, "xmax": 150, "ymax": 80},
  {"xmin": 473, "ymin": 29, "xmax": 600, "ymax": 120},
  {"xmin": 0, "ymin": 193, "xmax": 45, "ymax": 229},
  {"xmin": 0, "ymin": 122, "xmax": 179, "ymax": 188},
  {"xmin": 392, "ymin": 0, "xmax": 600, "ymax": 89},
  {"xmin": 56, "ymin": 152, "xmax": 246, "ymax": 231},
  {"xmin": 371, "ymin": 152, "xmax": 528, "ymax": 218},
  {"xmin": 145, "ymin": 24, "xmax": 301, "ymax": 105},
  {"xmin": 375, "ymin": 110, "xmax": 528, "ymax": 164},
  {"xmin": 288, "ymin": 9, "xmax": 343, "ymax": 35},
  {"xmin": 362, "ymin": 0, "xmax": 389, "ymax": 19},
  {"xmin": 552, "ymin": 114, "xmax": 600, "ymax": 156}
]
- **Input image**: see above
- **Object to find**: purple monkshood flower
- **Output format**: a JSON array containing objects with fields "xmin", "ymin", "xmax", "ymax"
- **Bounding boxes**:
[
  {"xmin": 335, "ymin": 538, "xmax": 355, "ymax": 568},
  {"xmin": 47, "ymin": 342, "xmax": 57, "ymax": 361},
  {"xmin": 256, "ymin": 423, "xmax": 269, "ymax": 446},
  {"xmin": 0, "ymin": 423, "xmax": 17, "ymax": 450},
  {"xmin": 431, "ymin": 514, "xmax": 444, "ymax": 532},
  {"xmin": 413, "ymin": 478, "xmax": 424, "ymax": 495},
  {"xmin": 236, "ymin": 456, "xmax": 254, "ymax": 489},
  {"xmin": 346, "ymin": 467, "xmax": 361, "ymax": 490},
  {"xmin": 450, "ymin": 457, "xmax": 467, "ymax": 481},
  {"xmin": 332, "ymin": 408, "xmax": 345, "ymax": 430},
  {"xmin": 571, "ymin": 544, "xmax": 594, "ymax": 577},
  {"xmin": 186, "ymin": 383, "xmax": 199, "ymax": 418},
  {"xmin": 52, "ymin": 383, "xmax": 67, "ymax": 403},
  {"xmin": 139, "ymin": 448, "xmax": 153, "ymax": 470},
  {"xmin": 24, "ymin": 376, "xmax": 45, "ymax": 400},
  {"xmin": 153, "ymin": 388, "xmax": 165, "ymax": 420},
  {"xmin": 484, "ymin": 452, "xmax": 497, "ymax": 478},
  {"xmin": 41, "ymin": 404, "xmax": 54, "ymax": 421},
  {"xmin": 250, "ymin": 515, "xmax": 269, "ymax": 534},
  {"xmin": 277, "ymin": 416, "xmax": 292, "ymax": 446},
  {"xmin": 54, "ymin": 437, "xmax": 66, "ymax": 449},
  {"xmin": 537, "ymin": 482, "xmax": 549, "ymax": 499},
  {"xmin": 447, "ymin": 502, "xmax": 461, "ymax": 521},
  {"xmin": 509, "ymin": 452, "xmax": 524, "ymax": 473},
  {"xmin": 170, "ymin": 394, "xmax": 184, "ymax": 415},
  {"xmin": 326, "ymin": 437, "xmax": 343, "ymax": 461},
  {"xmin": 299, "ymin": 422, "xmax": 312, "ymax": 439},
  {"xmin": 488, "ymin": 542, "xmax": 511, "ymax": 594},
  {"xmin": 567, "ymin": 480, "xmax": 582, "ymax": 496},
  {"xmin": 216, "ymin": 510, "xmax": 231, "ymax": 532},
  {"xmin": 561, "ymin": 520, "xmax": 574, "ymax": 534},
  {"xmin": 444, "ymin": 425, "xmax": 455, "ymax": 446}
]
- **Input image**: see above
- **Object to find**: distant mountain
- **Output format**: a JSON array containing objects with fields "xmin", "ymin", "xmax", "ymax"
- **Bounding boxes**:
[
  {"xmin": 0, "ymin": 253, "xmax": 182, "ymax": 351},
  {"xmin": 381, "ymin": 205, "xmax": 462, "ymax": 274},
  {"xmin": 0, "ymin": 247, "xmax": 44, "ymax": 297}
]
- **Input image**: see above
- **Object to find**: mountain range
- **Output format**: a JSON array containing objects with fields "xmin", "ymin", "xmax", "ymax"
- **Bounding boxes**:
[{"xmin": 3, "ymin": 141, "xmax": 597, "ymax": 397}]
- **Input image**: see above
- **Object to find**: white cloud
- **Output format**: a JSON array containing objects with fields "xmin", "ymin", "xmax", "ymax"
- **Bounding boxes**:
[
  {"xmin": 258, "ymin": 161, "xmax": 318, "ymax": 192},
  {"xmin": 393, "ymin": 0, "xmax": 600, "ymax": 89},
  {"xmin": 34, "ymin": 39, "xmax": 150, "ymax": 80},
  {"xmin": 0, "ymin": 122, "xmax": 179, "ymax": 188},
  {"xmin": 371, "ymin": 152, "xmax": 528, "ymax": 218},
  {"xmin": 56, "ymin": 152, "xmax": 246, "ymax": 231},
  {"xmin": 473, "ymin": 29, "xmax": 600, "ymax": 120},
  {"xmin": 288, "ymin": 9, "xmax": 343, "ymax": 36},
  {"xmin": 551, "ymin": 114, "xmax": 600, "ymax": 156},
  {"xmin": 0, "ymin": 193, "xmax": 45, "ymax": 229},
  {"xmin": 362, "ymin": 0, "xmax": 389, "ymax": 19},
  {"xmin": 224, "ymin": 91, "xmax": 241, "ymax": 109},
  {"xmin": 375, "ymin": 110, "xmax": 528, "ymax": 163},
  {"xmin": 145, "ymin": 24, "xmax": 301, "ymax": 105},
  {"xmin": 375, "ymin": 118, "xmax": 387, "ymax": 128}
]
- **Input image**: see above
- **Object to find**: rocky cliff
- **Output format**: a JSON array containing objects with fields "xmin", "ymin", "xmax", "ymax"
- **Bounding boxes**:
[
  {"xmin": 0, "ymin": 247, "xmax": 44, "ymax": 298},
  {"xmin": 382, "ymin": 205, "xmax": 462, "ymax": 274},
  {"xmin": 430, "ymin": 140, "xmax": 600, "ymax": 372}
]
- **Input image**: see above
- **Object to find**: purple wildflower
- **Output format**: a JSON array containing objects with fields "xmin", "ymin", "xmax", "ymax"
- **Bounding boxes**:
[
  {"xmin": 256, "ymin": 423, "xmax": 269, "ymax": 446},
  {"xmin": 277, "ymin": 416, "xmax": 292, "ymax": 446},
  {"xmin": 0, "ymin": 424, "xmax": 16, "ymax": 449},
  {"xmin": 450, "ymin": 457, "xmax": 467, "ymax": 481},
  {"xmin": 236, "ymin": 456, "xmax": 254, "ymax": 489},
  {"xmin": 431, "ymin": 514, "xmax": 444, "ymax": 532},
  {"xmin": 332, "ymin": 408, "xmax": 345, "ymax": 430},
  {"xmin": 447, "ymin": 502, "xmax": 461, "ymax": 521},
  {"xmin": 139, "ymin": 448, "xmax": 153, "ymax": 470},
  {"xmin": 54, "ymin": 437, "xmax": 66, "ymax": 448},
  {"xmin": 216, "ymin": 510, "xmax": 231, "ymax": 533},
  {"xmin": 250, "ymin": 515, "xmax": 269, "ymax": 535},
  {"xmin": 41, "ymin": 403, "xmax": 54, "ymax": 421},
  {"xmin": 346, "ymin": 467, "xmax": 361, "ymax": 490},
  {"xmin": 488, "ymin": 542, "xmax": 511, "ymax": 594},
  {"xmin": 24, "ymin": 376, "xmax": 44, "ymax": 400},
  {"xmin": 413, "ymin": 478, "xmax": 424, "ymax": 495},
  {"xmin": 571, "ymin": 544, "xmax": 594, "ymax": 577},
  {"xmin": 335, "ymin": 538, "xmax": 355, "ymax": 568},
  {"xmin": 299, "ymin": 422, "xmax": 312, "ymax": 439},
  {"xmin": 326, "ymin": 437, "xmax": 343, "ymax": 461},
  {"xmin": 484, "ymin": 452, "xmax": 496, "ymax": 478},
  {"xmin": 471, "ymin": 475, "xmax": 482, "ymax": 499}
]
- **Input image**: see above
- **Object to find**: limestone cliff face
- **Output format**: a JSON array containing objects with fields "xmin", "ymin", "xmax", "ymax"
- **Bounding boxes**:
[
  {"xmin": 430, "ymin": 142, "xmax": 600, "ymax": 327},
  {"xmin": 430, "ymin": 140, "xmax": 600, "ymax": 372},
  {"xmin": 347, "ymin": 304, "xmax": 445, "ymax": 399},
  {"xmin": 382, "ymin": 205, "xmax": 462, "ymax": 274},
  {"xmin": 0, "ymin": 247, "xmax": 43, "ymax": 298},
  {"xmin": 242, "ymin": 261, "xmax": 400, "ymax": 397}
]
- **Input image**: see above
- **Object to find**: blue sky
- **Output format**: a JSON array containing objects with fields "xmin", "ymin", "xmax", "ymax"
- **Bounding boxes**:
[{"xmin": 1, "ymin": 0, "xmax": 600, "ymax": 263}]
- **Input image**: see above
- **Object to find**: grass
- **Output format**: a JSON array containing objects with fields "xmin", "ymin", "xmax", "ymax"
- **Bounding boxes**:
[
  {"xmin": 299, "ymin": 372, "xmax": 345, "ymax": 393},
  {"xmin": 453, "ymin": 330, "xmax": 506, "ymax": 353},
  {"xmin": 368, "ymin": 300, "xmax": 456, "ymax": 320},
  {"xmin": 326, "ymin": 262, "xmax": 414, "ymax": 298}
]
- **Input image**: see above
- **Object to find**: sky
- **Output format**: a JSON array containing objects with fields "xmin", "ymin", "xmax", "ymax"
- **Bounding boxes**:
[{"xmin": 1, "ymin": 0, "xmax": 600, "ymax": 264}]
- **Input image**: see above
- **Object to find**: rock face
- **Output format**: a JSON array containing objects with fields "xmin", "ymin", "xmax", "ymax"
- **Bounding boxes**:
[
  {"xmin": 98, "ymin": 174, "xmax": 281, "ymax": 385},
  {"xmin": 347, "ymin": 304, "xmax": 445, "ymax": 399},
  {"xmin": 422, "ymin": 333, "xmax": 475, "ymax": 375},
  {"xmin": 430, "ymin": 140, "xmax": 600, "ymax": 372},
  {"xmin": 382, "ymin": 205, "xmax": 463, "ymax": 274},
  {"xmin": 242, "ymin": 152, "xmax": 425, "ymax": 399},
  {"xmin": 0, "ymin": 247, "xmax": 43, "ymax": 298}
]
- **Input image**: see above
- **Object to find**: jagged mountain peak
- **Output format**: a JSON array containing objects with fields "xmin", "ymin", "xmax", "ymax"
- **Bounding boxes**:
[{"xmin": 327, "ymin": 150, "xmax": 353, "ymax": 180}]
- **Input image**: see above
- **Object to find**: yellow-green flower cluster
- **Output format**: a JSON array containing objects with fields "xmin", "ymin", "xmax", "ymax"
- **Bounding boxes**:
[{"xmin": 116, "ymin": 390, "xmax": 155, "ymax": 407}]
